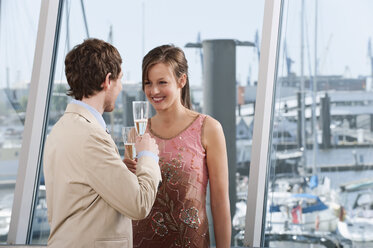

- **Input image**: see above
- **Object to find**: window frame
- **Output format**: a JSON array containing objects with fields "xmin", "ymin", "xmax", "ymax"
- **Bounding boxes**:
[
  {"xmin": 7, "ymin": 0, "xmax": 62, "ymax": 244},
  {"xmin": 243, "ymin": 0, "xmax": 283, "ymax": 247}
]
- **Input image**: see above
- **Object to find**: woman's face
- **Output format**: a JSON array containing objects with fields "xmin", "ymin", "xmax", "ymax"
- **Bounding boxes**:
[{"xmin": 144, "ymin": 63, "xmax": 184, "ymax": 112}]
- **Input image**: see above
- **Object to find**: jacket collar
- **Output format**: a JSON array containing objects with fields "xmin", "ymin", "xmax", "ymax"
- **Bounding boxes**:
[{"xmin": 65, "ymin": 103, "xmax": 104, "ymax": 130}]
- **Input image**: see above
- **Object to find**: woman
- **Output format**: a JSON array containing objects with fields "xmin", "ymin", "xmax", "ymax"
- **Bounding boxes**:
[{"xmin": 126, "ymin": 44, "xmax": 231, "ymax": 247}]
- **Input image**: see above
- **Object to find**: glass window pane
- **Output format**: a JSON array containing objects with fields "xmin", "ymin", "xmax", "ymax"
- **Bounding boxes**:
[
  {"xmin": 30, "ymin": 0, "xmax": 264, "ymax": 245},
  {"xmin": 0, "ymin": 0, "xmax": 41, "ymax": 244},
  {"xmin": 264, "ymin": 0, "xmax": 373, "ymax": 247}
]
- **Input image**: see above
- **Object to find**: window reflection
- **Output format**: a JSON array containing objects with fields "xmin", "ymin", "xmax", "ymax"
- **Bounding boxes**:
[
  {"xmin": 30, "ymin": 0, "xmax": 264, "ymax": 245},
  {"xmin": 0, "ymin": 0, "xmax": 41, "ymax": 243},
  {"xmin": 264, "ymin": 0, "xmax": 373, "ymax": 247}
]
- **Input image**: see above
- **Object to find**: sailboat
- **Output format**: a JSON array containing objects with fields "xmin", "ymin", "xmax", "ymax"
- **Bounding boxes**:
[{"xmin": 337, "ymin": 178, "xmax": 373, "ymax": 247}]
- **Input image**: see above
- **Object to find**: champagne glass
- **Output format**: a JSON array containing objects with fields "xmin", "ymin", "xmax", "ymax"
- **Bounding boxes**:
[
  {"xmin": 132, "ymin": 101, "xmax": 149, "ymax": 136},
  {"xmin": 122, "ymin": 126, "xmax": 136, "ymax": 159}
]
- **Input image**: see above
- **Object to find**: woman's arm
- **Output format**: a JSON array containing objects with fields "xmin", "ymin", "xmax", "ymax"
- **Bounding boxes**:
[{"xmin": 203, "ymin": 116, "xmax": 231, "ymax": 247}]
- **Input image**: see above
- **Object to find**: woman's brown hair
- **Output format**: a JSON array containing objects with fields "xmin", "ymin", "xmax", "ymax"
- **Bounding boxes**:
[{"xmin": 142, "ymin": 44, "xmax": 191, "ymax": 109}]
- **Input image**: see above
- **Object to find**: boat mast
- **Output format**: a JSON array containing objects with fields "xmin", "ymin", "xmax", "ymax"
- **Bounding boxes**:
[
  {"xmin": 80, "ymin": 0, "xmax": 89, "ymax": 38},
  {"xmin": 107, "ymin": 25, "xmax": 114, "ymax": 134},
  {"xmin": 311, "ymin": 0, "xmax": 319, "ymax": 175},
  {"xmin": 300, "ymin": 0, "xmax": 307, "ymax": 168},
  {"xmin": 369, "ymin": 38, "xmax": 373, "ymax": 88},
  {"xmin": 142, "ymin": 1, "xmax": 145, "ymax": 57},
  {"xmin": 65, "ymin": 0, "xmax": 70, "ymax": 51},
  {"xmin": 0, "ymin": 1, "xmax": 2, "ymax": 80}
]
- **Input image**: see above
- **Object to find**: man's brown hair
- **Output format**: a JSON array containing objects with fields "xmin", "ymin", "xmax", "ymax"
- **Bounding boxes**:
[{"xmin": 65, "ymin": 38, "xmax": 122, "ymax": 100}]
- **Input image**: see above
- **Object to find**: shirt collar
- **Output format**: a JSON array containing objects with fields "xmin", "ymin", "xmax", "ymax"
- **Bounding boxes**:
[{"xmin": 71, "ymin": 99, "xmax": 107, "ymax": 131}]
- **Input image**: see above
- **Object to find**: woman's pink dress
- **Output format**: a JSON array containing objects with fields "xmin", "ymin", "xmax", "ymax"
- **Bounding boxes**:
[{"xmin": 133, "ymin": 114, "xmax": 210, "ymax": 248}]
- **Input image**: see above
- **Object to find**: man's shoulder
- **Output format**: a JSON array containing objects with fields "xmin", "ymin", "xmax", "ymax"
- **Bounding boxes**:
[
  {"xmin": 46, "ymin": 113, "xmax": 105, "ymax": 149},
  {"xmin": 56, "ymin": 110, "xmax": 102, "ymax": 132}
]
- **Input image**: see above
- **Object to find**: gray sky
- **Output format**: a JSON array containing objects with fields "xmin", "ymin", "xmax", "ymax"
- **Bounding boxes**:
[
  {"xmin": 60, "ymin": 0, "xmax": 264, "ymax": 87},
  {"xmin": 1, "ymin": 0, "xmax": 373, "ymax": 89},
  {"xmin": 281, "ymin": 0, "xmax": 373, "ymax": 79}
]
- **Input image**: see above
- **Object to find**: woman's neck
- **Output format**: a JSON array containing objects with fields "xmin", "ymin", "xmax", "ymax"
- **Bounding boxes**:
[{"xmin": 155, "ymin": 103, "xmax": 188, "ymax": 124}]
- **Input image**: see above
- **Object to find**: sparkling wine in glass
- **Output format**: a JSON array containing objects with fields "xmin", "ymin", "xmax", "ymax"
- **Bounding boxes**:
[
  {"xmin": 122, "ymin": 126, "xmax": 136, "ymax": 159},
  {"xmin": 132, "ymin": 101, "xmax": 149, "ymax": 136}
]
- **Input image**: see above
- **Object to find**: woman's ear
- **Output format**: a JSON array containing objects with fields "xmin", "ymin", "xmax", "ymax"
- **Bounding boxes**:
[{"xmin": 178, "ymin": 73, "xmax": 187, "ymax": 88}]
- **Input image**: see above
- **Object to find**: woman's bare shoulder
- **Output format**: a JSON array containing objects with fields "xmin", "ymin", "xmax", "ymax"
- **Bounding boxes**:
[
  {"xmin": 202, "ymin": 115, "xmax": 225, "ymax": 149},
  {"xmin": 204, "ymin": 115, "xmax": 223, "ymax": 131}
]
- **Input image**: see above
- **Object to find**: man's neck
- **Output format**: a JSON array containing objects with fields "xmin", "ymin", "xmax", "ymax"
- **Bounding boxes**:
[{"xmin": 81, "ymin": 93, "xmax": 105, "ymax": 114}]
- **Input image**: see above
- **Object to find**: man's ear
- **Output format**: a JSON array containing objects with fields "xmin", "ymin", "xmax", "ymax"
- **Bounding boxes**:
[{"xmin": 101, "ymin": 73, "xmax": 112, "ymax": 90}]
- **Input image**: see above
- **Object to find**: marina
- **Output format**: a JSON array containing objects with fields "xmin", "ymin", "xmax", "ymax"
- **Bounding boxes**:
[{"xmin": 1, "ymin": 0, "xmax": 373, "ymax": 247}]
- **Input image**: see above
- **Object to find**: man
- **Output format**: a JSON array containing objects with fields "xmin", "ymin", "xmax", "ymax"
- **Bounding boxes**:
[{"xmin": 43, "ymin": 38, "xmax": 161, "ymax": 248}]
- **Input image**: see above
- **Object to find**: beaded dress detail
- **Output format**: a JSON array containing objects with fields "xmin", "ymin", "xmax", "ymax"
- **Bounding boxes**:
[{"xmin": 133, "ymin": 114, "xmax": 209, "ymax": 248}]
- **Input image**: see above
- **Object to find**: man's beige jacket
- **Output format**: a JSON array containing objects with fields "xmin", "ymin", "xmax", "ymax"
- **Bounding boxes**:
[{"xmin": 43, "ymin": 103, "xmax": 161, "ymax": 248}]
